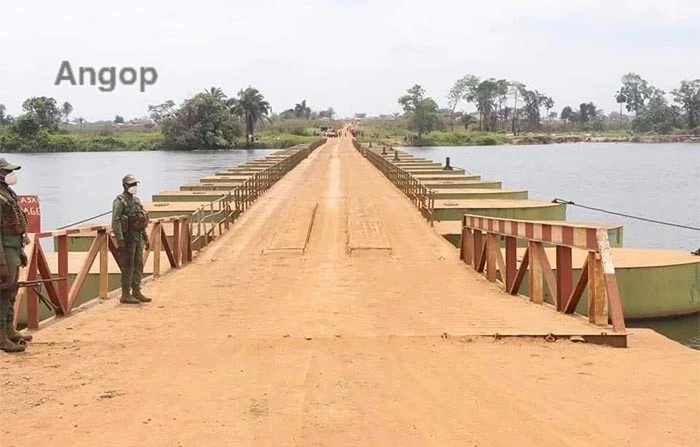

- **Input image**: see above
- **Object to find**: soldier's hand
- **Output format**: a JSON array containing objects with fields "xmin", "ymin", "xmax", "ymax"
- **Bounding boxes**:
[
  {"xmin": 114, "ymin": 240, "xmax": 122, "ymax": 251},
  {"xmin": 144, "ymin": 241, "xmax": 151, "ymax": 251},
  {"xmin": 19, "ymin": 251, "xmax": 28, "ymax": 268},
  {"xmin": 0, "ymin": 264, "xmax": 10, "ymax": 282}
]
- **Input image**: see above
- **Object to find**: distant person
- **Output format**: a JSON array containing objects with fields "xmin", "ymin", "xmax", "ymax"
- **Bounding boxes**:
[
  {"xmin": 0, "ymin": 158, "xmax": 32, "ymax": 352},
  {"xmin": 112, "ymin": 174, "xmax": 151, "ymax": 304}
]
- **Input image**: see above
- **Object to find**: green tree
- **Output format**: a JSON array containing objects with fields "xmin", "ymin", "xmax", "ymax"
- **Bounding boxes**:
[
  {"xmin": 671, "ymin": 79, "xmax": 700, "ymax": 129},
  {"xmin": 22, "ymin": 96, "xmax": 61, "ymax": 131},
  {"xmin": 229, "ymin": 86, "xmax": 270, "ymax": 145},
  {"xmin": 114, "ymin": 115, "xmax": 125, "ymax": 124},
  {"xmin": 560, "ymin": 106, "xmax": 574, "ymax": 125},
  {"xmin": 459, "ymin": 76, "xmax": 502, "ymax": 131},
  {"xmin": 11, "ymin": 114, "xmax": 42, "ymax": 139},
  {"xmin": 509, "ymin": 81, "xmax": 525, "ymax": 134},
  {"xmin": 147, "ymin": 100, "xmax": 176, "ymax": 123},
  {"xmin": 162, "ymin": 92, "xmax": 240, "ymax": 149},
  {"xmin": 447, "ymin": 76, "xmax": 470, "ymax": 132},
  {"xmin": 633, "ymin": 93, "xmax": 675, "ymax": 134},
  {"xmin": 615, "ymin": 90, "xmax": 627, "ymax": 129},
  {"xmin": 460, "ymin": 113, "xmax": 477, "ymax": 130},
  {"xmin": 205, "ymin": 87, "xmax": 226, "ymax": 100},
  {"xmin": 495, "ymin": 79, "xmax": 511, "ymax": 130},
  {"xmin": 61, "ymin": 101, "xmax": 73, "ymax": 124},
  {"xmin": 318, "ymin": 107, "xmax": 335, "ymax": 119},
  {"xmin": 0, "ymin": 104, "xmax": 10, "ymax": 125},
  {"xmin": 619, "ymin": 73, "xmax": 654, "ymax": 116},
  {"xmin": 578, "ymin": 102, "xmax": 598, "ymax": 124},
  {"xmin": 294, "ymin": 100, "xmax": 311, "ymax": 119},
  {"xmin": 398, "ymin": 84, "xmax": 439, "ymax": 144},
  {"xmin": 518, "ymin": 87, "xmax": 553, "ymax": 131}
]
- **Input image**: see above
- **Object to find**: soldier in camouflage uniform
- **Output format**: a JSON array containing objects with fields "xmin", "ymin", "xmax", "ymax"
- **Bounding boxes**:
[
  {"xmin": 0, "ymin": 158, "xmax": 31, "ymax": 353},
  {"xmin": 112, "ymin": 174, "xmax": 152, "ymax": 304}
]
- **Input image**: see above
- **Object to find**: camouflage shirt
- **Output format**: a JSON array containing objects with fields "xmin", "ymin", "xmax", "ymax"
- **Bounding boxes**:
[
  {"xmin": 112, "ymin": 192, "xmax": 148, "ymax": 243},
  {"xmin": 0, "ymin": 183, "xmax": 28, "ymax": 247}
]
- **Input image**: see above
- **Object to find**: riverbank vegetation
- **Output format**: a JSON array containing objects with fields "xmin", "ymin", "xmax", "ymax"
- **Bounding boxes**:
[
  {"xmin": 2, "ymin": 72, "xmax": 697, "ymax": 151},
  {"xmin": 151, "ymin": 88, "xmax": 330, "ymax": 150},
  {"xmin": 374, "ymin": 73, "xmax": 699, "ymax": 147},
  {"xmin": 0, "ymin": 89, "xmax": 334, "ymax": 152}
]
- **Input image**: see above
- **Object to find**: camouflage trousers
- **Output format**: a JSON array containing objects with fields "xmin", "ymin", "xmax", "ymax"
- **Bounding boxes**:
[
  {"xmin": 119, "ymin": 237, "xmax": 145, "ymax": 293},
  {"xmin": 0, "ymin": 247, "xmax": 21, "ymax": 326}
]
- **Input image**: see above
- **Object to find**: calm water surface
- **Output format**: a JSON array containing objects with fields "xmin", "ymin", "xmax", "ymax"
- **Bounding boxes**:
[
  {"xmin": 402, "ymin": 143, "xmax": 700, "ymax": 347},
  {"xmin": 403, "ymin": 143, "xmax": 700, "ymax": 250},
  {"xmin": 1, "ymin": 149, "xmax": 277, "ymax": 231}
]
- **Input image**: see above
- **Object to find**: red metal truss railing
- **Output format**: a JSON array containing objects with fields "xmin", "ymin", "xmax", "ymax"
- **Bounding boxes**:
[
  {"xmin": 460, "ymin": 214, "xmax": 625, "ymax": 332},
  {"xmin": 13, "ymin": 216, "xmax": 192, "ymax": 329}
]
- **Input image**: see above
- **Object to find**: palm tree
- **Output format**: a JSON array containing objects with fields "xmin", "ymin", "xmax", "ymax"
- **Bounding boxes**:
[
  {"xmin": 205, "ymin": 87, "xmax": 226, "ymax": 100},
  {"xmin": 615, "ymin": 90, "xmax": 627, "ymax": 130},
  {"xmin": 61, "ymin": 101, "xmax": 73, "ymax": 125},
  {"xmin": 460, "ymin": 113, "xmax": 476, "ymax": 130},
  {"xmin": 229, "ymin": 87, "xmax": 270, "ymax": 145},
  {"xmin": 294, "ymin": 100, "xmax": 311, "ymax": 119}
]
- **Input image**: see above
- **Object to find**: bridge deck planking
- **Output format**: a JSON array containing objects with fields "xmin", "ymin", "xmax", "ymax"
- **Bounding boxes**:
[
  {"xmin": 346, "ymin": 198, "xmax": 392, "ymax": 254},
  {"xmin": 263, "ymin": 200, "xmax": 318, "ymax": 254},
  {"xmin": 2, "ymin": 135, "xmax": 697, "ymax": 446}
]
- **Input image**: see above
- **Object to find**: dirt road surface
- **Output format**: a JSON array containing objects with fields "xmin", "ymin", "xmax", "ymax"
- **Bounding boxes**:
[{"xmin": 1, "ymin": 136, "xmax": 698, "ymax": 446}]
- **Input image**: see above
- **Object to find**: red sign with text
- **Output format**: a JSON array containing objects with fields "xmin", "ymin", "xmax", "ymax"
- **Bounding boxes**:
[{"xmin": 19, "ymin": 195, "xmax": 40, "ymax": 233}]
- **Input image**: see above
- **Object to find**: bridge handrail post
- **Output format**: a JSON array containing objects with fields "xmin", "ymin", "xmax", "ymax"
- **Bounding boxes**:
[{"xmin": 460, "ymin": 215, "xmax": 626, "ymax": 332}]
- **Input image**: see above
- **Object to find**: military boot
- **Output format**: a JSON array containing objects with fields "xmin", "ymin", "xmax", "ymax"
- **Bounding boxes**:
[
  {"xmin": 0, "ymin": 325, "xmax": 25, "ymax": 353},
  {"xmin": 6, "ymin": 324, "xmax": 32, "ymax": 343},
  {"xmin": 120, "ymin": 287, "xmax": 140, "ymax": 304},
  {"xmin": 132, "ymin": 289, "xmax": 152, "ymax": 303}
]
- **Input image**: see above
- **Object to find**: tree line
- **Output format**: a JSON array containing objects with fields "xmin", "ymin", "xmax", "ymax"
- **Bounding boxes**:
[
  {"xmin": 0, "ymin": 97, "xmax": 74, "ymax": 138},
  {"xmin": 398, "ymin": 73, "xmax": 700, "ymax": 143},
  {"xmin": 146, "ymin": 86, "xmax": 270, "ymax": 150},
  {"xmin": 147, "ymin": 87, "xmax": 334, "ymax": 150},
  {"xmin": 1, "ymin": 87, "xmax": 335, "ymax": 151}
]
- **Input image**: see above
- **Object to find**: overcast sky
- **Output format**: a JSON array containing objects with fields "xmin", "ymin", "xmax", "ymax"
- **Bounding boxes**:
[{"xmin": 1, "ymin": 0, "xmax": 698, "ymax": 121}]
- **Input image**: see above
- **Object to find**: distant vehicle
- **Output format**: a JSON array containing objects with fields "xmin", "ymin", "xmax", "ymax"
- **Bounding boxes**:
[{"xmin": 326, "ymin": 129, "xmax": 337, "ymax": 137}]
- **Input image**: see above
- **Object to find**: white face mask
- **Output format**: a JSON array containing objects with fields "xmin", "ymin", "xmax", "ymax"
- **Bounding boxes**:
[
  {"xmin": 3, "ymin": 172, "xmax": 17, "ymax": 186},
  {"xmin": 127, "ymin": 186, "xmax": 138, "ymax": 195}
]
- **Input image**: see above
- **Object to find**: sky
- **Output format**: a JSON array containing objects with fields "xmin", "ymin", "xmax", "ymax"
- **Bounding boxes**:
[{"xmin": 1, "ymin": 0, "xmax": 698, "ymax": 121}]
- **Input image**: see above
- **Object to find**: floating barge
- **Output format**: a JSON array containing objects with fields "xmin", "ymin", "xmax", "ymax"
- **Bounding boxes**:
[
  {"xmin": 422, "ymin": 180, "xmax": 502, "ymax": 189},
  {"xmin": 394, "ymin": 162, "xmax": 442, "ymax": 168},
  {"xmin": 401, "ymin": 167, "xmax": 467, "ymax": 175},
  {"xmin": 199, "ymin": 175, "xmax": 251, "ymax": 183},
  {"xmin": 181, "ymin": 182, "xmax": 243, "ymax": 191},
  {"xmin": 381, "ymin": 146, "xmax": 699, "ymax": 321},
  {"xmin": 152, "ymin": 190, "xmax": 229, "ymax": 202},
  {"xmin": 432, "ymin": 188, "xmax": 528, "ymax": 201},
  {"xmin": 508, "ymin": 247, "xmax": 700, "ymax": 319},
  {"xmin": 433, "ymin": 199, "xmax": 566, "ymax": 222},
  {"xmin": 412, "ymin": 174, "xmax": 481, "ymax": 182}
]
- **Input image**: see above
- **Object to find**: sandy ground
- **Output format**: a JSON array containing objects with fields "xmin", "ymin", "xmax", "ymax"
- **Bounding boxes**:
[{"xmin": 1, "ymin": 136, "xmax": 699, "ymax": 447}]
